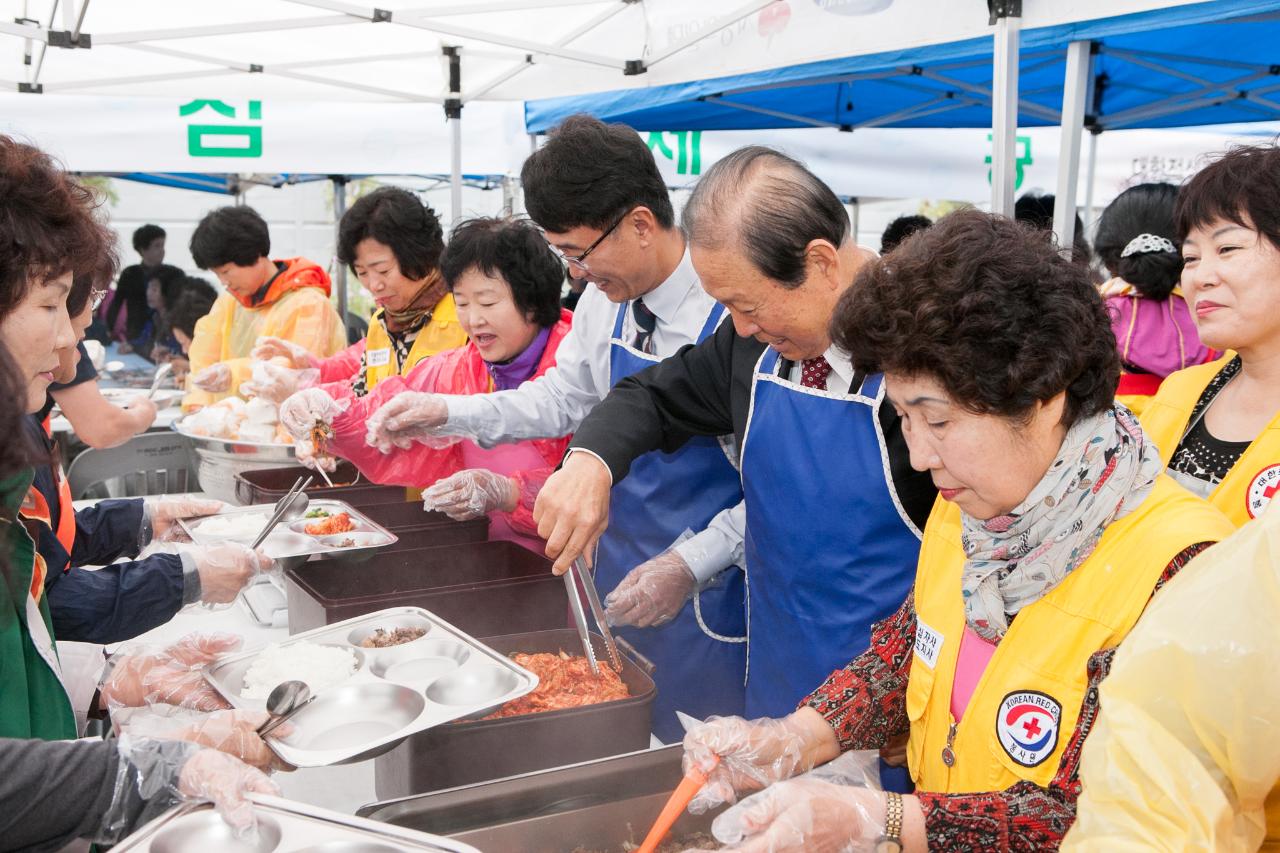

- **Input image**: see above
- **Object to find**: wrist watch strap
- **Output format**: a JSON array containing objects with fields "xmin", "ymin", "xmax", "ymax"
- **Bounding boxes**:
[{"xmin": 876, "ymin": 791, "xmax": 904, "ymax": 853}]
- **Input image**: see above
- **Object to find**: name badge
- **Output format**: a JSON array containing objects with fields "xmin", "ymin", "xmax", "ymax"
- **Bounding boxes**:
[
  {"xmin": 366, "ymin": 348, "xmax": 391, "ymax": 367},
  {"xmin": 914, "ymin": 617, "xmax": 943, "ymax": 669}
]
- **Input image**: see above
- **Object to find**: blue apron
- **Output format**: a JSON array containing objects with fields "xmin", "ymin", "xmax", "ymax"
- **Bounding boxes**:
[
  {"xmin": 595, "ymin": 302, "xmax": 748, "ymax": 743},
  {"xmin": 740, "ymin": 349, "xmax": 921, "ymax": 790}
]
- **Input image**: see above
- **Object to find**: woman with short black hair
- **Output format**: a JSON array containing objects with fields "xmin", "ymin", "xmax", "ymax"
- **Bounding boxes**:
[
  {"xmin": 676, "ymin": 210, "xmax": 1232, "ymax": 852},
  {"xmin": 279, "ymin": 217, "xmax": 572, "ymax": 551},
  {"xmin": 249, "ymin": 186, "xmax": 467, "ymax": 403}
]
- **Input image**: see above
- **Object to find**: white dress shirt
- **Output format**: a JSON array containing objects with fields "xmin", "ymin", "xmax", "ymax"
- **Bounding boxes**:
[{"xmin": 444, "ymin": 248, "xmax": 746, "ymax": 581}]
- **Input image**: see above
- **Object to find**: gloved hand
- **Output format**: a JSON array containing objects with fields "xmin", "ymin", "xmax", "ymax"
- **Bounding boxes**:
[
  {"xmin": 240, "ymin": 362, "xmax": 319, "ymax": 405},
  {"xmin": 193, "ymin": 543, "xmax": 273, "ymax": 605},
  {"xmin": 684, "ymin": 711, "xmax": 841, "ymax": 814},
  {"xmin": 251, "ymin": 336, "xmax": 318, "ymax": 371},
  {"xmin": 191, "ymin": 364, "xmax": 232, "ymax": 393},
  {"xmin": 177, "ymin": 748, "xmax": 280, "ymax": 837},
  {"xmin": 422, "ymin": 469, "xmax": 517, "ymax": 521},
  {"xmin": 161, "ymin": 632, "xmax": 244, "ymax": 668},
  {"xmin": 294, "ymin": 437, "xmax": 339, "ymax": 473},
  {"xmin": 604, "ymin": 549, "xmax": 696, "ymax": 628},
  {"xmin": 365, "ymin": 392, "xmax": 452, "ymax": 452},
  {"xmin": 278, "ymin": 388, "xmax": 349, "ymax": 442},
  {"xmin": 705, "ymin": 778, "xmax": 888, "ymax": 853},
  {"xmin": 145, "ymin": 496, "xmax": 227, "ymax": 539},
  {"xmin": 101, "ymin": 652, "xmax": 236, "ymax": 713},
  {"xmin": 170, "ymin": 710, "xmax": 291, "ymax": 772}
]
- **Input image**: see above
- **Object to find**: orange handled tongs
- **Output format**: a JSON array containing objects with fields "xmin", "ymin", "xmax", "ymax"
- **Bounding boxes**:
[{"xmin": 635, "ymin": 712, "xmax": 720, "ymax": 853}]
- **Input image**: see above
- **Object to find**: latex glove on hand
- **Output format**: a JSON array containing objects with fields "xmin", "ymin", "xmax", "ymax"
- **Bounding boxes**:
[
  {"xmin": 177, "ymin": 748, "xmax": 280, "ymax": 837},
  {"xmin": 193, "ymin": 543, "xmax": 273, "ymax": 605},
  {"xmin": 294, "ymin": 438, "xmax": 338, "ymax": 473},
  {"xmin": 161, "ymin": 632, "xmax": 244, "ymax": 668},
  {"xmin": 533, "ymin": 451, "xmax": 613, "ymax": 575},
  {"xmin": 278, "ymin": 388, "xmax": 349, "ymax": 442},
  {"xmin": 101, "ymin": 655, "xmax": 233, "ymax": 713},
  {"xmin": 146, "ymin": 496, "xmax": 227, "ymax": 539},
  {"xmin": 684, "ymin": 710, "xmax": 841, "ymax": 814},
  {"xmin": 364, "ymin": 392, "xmax": 451, "ymax": 453},
  {"xmin": 190, "ymin": 363, "xmax": 232, "ymax": 393},
  {"xmin": 706, "ymin": 778, "xmax": 887, "ymax": 853},
  {"xmin": 240, "ymin": 362, "xmax": 319, "ymax": 405},
  {"xmin": 171, "ymin": 710, "xmax": 291, "ymax": 772},
  {"xmin": 604, "ymin": 549, "xmax": 695, "ymax": 628},
  {"xmin": 422, "ymin": 469, "xmax": 517, "ymax": 521},
  {"xmin": 251, "ymin": 336, "xmax": 318, "ymax": 371}
]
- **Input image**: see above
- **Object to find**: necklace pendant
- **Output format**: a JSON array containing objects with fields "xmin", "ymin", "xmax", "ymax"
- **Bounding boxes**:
[{"xmin": 941, "ymin": 746, "xmax": 956, "ymax": 767}]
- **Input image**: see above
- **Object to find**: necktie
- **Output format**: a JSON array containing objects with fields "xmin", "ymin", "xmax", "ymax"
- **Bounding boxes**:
[
  {"xmin": 800, "ymin": 356, "xmax": 832, "ymax": 390},
  {"xmin": 632, "ymin": 299, "xmax": 657, "ymax": 354}
]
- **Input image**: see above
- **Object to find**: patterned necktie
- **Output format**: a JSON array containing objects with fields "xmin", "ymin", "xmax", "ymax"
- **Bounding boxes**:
[
  {"xmin": 800, "ymin": 356, "xmax": 832, "ymax": 390},
  {"xmin": 631, "ymin": 299, "xmax": 657, "ymax": 354}
]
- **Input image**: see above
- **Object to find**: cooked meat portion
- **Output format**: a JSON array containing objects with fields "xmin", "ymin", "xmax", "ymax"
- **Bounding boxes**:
[
  {"xmin": 305, "ymin": 512, "xmax": 355, "ymax": 535},
  {"xmin": 572, "ymin": 833, "xmax": 721, "ymax": 852},
  {"xmin": 359, "ymin": 627, "xmax": 427, "ymax": 648},
  {"xmin": 482, "ymin": 650, "xmax": 629, "ymax": 719}
]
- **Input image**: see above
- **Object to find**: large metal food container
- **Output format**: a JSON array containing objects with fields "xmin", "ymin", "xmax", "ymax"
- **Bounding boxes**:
[
  {"xmin": 113, "ymin": 793, "xmax": 480, "ymax": 852},
  {"xmin": 174, "ymin": 422, "xmax": 297, "ymax": 503},
  {"xmin": 373, "ymin": 628, "xmax": 656, "ymax": 799},
  {"xmin": 285, "ymin": 541, "xmax": 570, "ymax": 636},
  {"xmin": 203, "ymin": 607, "xmax": 538, "ymax": 767},
  {"xmin": 235, "ymin": 463, "xmax": 411, "ymax": 507},
  {"xmin": 361, "ymin": 746, "xmax": 724, "ymax": 852}
]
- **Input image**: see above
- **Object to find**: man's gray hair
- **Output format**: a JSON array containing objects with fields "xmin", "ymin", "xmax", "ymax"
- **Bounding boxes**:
[{"xmin": 682, "ymin": 146, "xmax": 849, "ymax": 289}]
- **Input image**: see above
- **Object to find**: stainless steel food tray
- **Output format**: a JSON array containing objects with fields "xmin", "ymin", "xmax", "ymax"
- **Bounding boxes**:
[
  {"xmin": 179, "ymin": 500, "xmax": 399, "ymax": 563},
  {"xmin": 111, "ymin": 792, "xmax": 481, "ymax": 852},
  {"xmin": 174, "ymin": 418, "xmax": 299, "ymax": 461},
  {"xmin": 202, "ymin": 607, "xmax": 539, "ymax": 767}
]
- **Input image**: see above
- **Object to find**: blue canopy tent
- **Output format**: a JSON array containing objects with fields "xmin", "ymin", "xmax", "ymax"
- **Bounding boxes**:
[{"xmin": 525, "ymin": 0, "xmax": 1280, "ymax": 246}]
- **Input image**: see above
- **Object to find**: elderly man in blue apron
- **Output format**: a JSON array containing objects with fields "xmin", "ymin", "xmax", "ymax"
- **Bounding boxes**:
[
  {"xmin": 363, "ymin": 115, "xmax": 747, "ymax": 743},
  {"xmin": 532, "ymin": 147, "xmax": 938, "ymax": 790}
]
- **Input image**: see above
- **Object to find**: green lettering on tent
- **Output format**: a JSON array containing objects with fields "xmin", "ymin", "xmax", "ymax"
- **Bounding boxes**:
[
  {"xmin": 187, "ymin": 125, "xmax": 263, "ymax": 158},
  {"xmin": 985, "ymin": 133, "xmax": 1033, "ymax": 190},
  {"xmin": 179, "ymin": 99, "xmax": 237, "ymax": 118},
  {"xmin": 646, "ymin": 131, "xmax": 703, "ymax": 176}
]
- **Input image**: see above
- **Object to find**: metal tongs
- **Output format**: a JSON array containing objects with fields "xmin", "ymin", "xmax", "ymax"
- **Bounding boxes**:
[
  {"xmin": 249, "ymin": 475, "xmax": 313, "ymax": 550},
  {"xmin": 562, "ymin": 551, "xmax": 622, "ymax": 675}
]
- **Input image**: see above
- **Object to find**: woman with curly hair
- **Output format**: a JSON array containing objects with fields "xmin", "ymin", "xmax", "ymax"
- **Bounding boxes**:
[{"xmin": 677, "ymin": 210, "xmax": 1233, "ymax": 852}]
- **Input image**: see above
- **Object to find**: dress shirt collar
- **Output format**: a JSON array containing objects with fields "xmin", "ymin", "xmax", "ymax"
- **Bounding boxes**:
[
  {"xmin": 633, "ymin": 245, "xmax": 698, "ymax": 328},
  {"xmin": 825, "ymin": 344, "xmax": 857, "ymax": 393}
]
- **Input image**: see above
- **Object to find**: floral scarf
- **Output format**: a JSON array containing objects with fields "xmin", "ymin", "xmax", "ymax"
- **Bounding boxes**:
[{"xmin": 960, "ymin": 405, "xmax": 1163, "ymax": 643}]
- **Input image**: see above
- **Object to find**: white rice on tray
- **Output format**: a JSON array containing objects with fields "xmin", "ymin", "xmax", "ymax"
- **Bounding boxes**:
[
  {"xmin": 241, "ymin": 642, "xmax": 359, "ymax": 699},
  {"xmin": 195, "ymin": 513, "xmax": 273, "ymax": 540}
]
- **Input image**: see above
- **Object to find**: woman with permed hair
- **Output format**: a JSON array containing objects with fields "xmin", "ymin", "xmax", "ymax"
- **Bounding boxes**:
[
  {"xmin": 677, "ymin": 209, "xmax": 1233, "ymax": 852},
  {"xmin": 1094, "ymin": 182, "xmax": 1213, "ymax": 415},
  {"xmin": 278, "ymin": 217, "xmax": 573, "ymax": 552},
  {"xmin": 245, "ymin": 186, "xmax": 468, "ymax": 405}
]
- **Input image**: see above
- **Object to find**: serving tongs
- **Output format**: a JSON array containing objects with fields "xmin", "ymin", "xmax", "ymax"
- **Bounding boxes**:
[
  {"xmin": 249, "ymin": 475, "xmax": 314, "ymax": 550},
  {"xmin": 562, "ymin": 553, "xmax": 622, "ymax": 676}
]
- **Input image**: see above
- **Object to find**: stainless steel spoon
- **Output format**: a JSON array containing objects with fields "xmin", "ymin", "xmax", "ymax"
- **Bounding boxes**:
[{"xmin": 256, "ymin": 680, "xmax": 313, "ymax": 737}]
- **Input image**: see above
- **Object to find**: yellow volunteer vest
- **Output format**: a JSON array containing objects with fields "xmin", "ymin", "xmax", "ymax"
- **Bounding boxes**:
[
  {"xmin": 1142, "ymin": 355, "xmax": 1280, "ymax": 527},
  {"xmin": 362, "ymin": 295, "xmax": 465, "ymax": 390},
  {"xmin": 906, "ymin": 476, "xmax": 1233, "ymax": 794}
]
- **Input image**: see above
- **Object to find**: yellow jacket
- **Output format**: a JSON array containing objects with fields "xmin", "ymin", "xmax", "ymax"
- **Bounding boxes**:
[
  {"xmin": 362, "ymin": 295, "xmax": 465, "ymax": 390},
  {"xmin": 907, "ymin": 478, "xmax": 1232, "ymax": 793},
  {"xmin": 183, "ymin": 257, "xmax": 345, "ymax": 410},
  {"xmin": 1064, "ymin": 498, "xmax": 1280, "ymax": 851},
  {"xmin": 1141, "ymin": 355, "xmax": 1280, "ymax": 527}
]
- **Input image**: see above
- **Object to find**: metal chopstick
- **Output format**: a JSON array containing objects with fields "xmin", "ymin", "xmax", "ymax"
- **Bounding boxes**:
[
  {"xmin": 575, "ymin": 555, "xmax": 622, "ymax": 673},
  {"xmin": 563, "ymin": 564, "xmax": 599, "ymax": 675}
]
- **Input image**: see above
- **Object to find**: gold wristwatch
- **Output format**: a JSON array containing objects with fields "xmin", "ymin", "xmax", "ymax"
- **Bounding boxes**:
[{"xmin": 876, "ymin": 791, "xmax": 904, "ymax": 853}]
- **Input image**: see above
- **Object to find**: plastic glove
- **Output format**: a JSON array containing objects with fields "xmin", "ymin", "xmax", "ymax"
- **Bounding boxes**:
[
  {"xmin": 178, "ymin": 748, "xmax": 280, "ymax": 838},
  {"xmin": 191, "ymin": 363, "xmax": 232, "ymax": 393},
  {"xmin": 251, "ymin": 335, "xmax": 318, "ymax": 370},
  {"xmin": 278, "ymin": 387, "xmax": 350, "ymax": 441},
  {"xmin": 684, "ymin": 712, "xmax": 837, "ymax": 814},
  {"xmin": 146, "ymin": 496, "xmax": 227, "ymax": 539},
  {"xmin": 162, "ymin": 632, "xmax": 244, "ymax": 668},
  {"xmin": 422, "ymin": 469, "xmax": 517, "ymax": 521},
  {"xmin": 364, "ymin": 392, "xmax": 453, "ymax": 452},
  {"xmin": 294, "ymin": 437, "xmax": 339, "ymax": 473},
  {"xmin": 240, "ymin": 362, "xmax": 319, "ymax": 405},
  {"xmin": 706, "ymin": 777, "xmax": 886, "ymax": 853},
  {"xmin": 102, "ymin": 659, "xmax": 231, "ymax": 713},
  {"xmin": 604, "ymin": 549, "xmax": 696, "ymax": 628},
  {"xmin": 193, "ymin": 543, "xmax": 274, "ymax": 605},
  {"xmin": 169, "ymin": 710, "xmax": 291, "ymax": 772}
]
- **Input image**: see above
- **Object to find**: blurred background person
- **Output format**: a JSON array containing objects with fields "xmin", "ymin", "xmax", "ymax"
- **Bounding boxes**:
[
  {"xmin": 879, "ymin": 213, "xmax": 932, "ymax": 254},
  {"xmin": 103, "ymin": 223, "xmax": 167, "ymax": 353}
]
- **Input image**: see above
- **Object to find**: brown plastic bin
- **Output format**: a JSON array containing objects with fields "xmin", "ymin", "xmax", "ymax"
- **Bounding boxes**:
[
  {"xmin": 373, "ymin": 628, "xmax": 656, "ymax": 799},
  {"xmin": 234, "ymin": 463, "xmax": 409, "ymax": 507},
  {"xmin": 356, "ymin": 501, "xmax": 490, "ymax": 538},
  {"xmin": 284, "ymin": 541, "xmax": 568, "ymax": 636}
]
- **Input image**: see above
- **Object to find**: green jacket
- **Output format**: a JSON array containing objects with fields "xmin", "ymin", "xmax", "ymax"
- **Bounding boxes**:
[{"xmin": 1, "ymin": 469, "xmax": 75, "ymax": 740}]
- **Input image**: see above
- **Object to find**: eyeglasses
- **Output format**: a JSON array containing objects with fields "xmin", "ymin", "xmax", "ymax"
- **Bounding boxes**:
[
  {"xmin": 90, "ymin": 289, "xmax": 108, "ymax": 311},
  {"xmin": 547, "ymin": 211, "xmax": 627, "ymax": 274}
]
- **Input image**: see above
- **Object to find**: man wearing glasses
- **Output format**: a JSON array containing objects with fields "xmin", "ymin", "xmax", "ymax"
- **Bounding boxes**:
[{"xmin": 366, "ymin": 114, "xmax": 747, "ymax": 742}]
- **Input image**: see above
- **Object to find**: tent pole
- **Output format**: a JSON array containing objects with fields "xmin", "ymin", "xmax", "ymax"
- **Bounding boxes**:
[
  {"xmin": 1053, "ymin": 40, "xmax": 1092, "ymax": 256},
  {"xmin": 1083, "ymin": 129, "xmax": 1100, "ymax": 230},
  {"xmin": 988, "ymin": 0, "xmax": 1021, "ymax": 217},
  {"xmin": 332, "ymin": 176, "xmax": 348, "ymax": 326},
  {"xmin": 847, "ymin": 197, "xmax": 860, "ymax": 247},
  {"xmin": 445, "ymin": 46, "xmax": 463, "ymax": 225}
]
